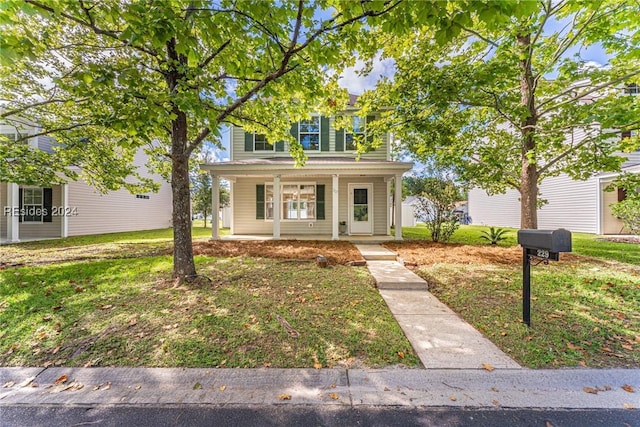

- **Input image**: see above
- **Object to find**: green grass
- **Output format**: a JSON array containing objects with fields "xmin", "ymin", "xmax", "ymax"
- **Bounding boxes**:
[
  {"xmin": 0, "ymin": 229, "xmax": 419, "ymax": 369},
  {"xmin": 393, "ymin": 224, "xmax": 640, "ymax": 368},
  {"xmin": 402, "ymin": 224, "xmax": 640, "ymax": 264}
]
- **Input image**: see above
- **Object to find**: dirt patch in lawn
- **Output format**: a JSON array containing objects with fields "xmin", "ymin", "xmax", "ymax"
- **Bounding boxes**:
[
  {"xmin": 191, "ymin": 240, "xmax": 364, "ymax": 265},
  {"xmin": 597, "ymin": 236, "xmax": 640, "ymax": 244}
]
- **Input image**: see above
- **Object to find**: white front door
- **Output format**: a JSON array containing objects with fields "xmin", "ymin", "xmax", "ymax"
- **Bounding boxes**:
[{"xmin": 349, "ymin": 183, "xmax": 373, "ymax": 234}]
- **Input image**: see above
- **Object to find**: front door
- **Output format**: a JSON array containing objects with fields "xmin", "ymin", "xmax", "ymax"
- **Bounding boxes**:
[{"xmin": 349, "ymin": 184, "xmax": 373, "ymax": 234}]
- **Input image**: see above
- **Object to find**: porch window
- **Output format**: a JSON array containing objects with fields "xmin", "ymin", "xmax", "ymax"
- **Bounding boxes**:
[
  {"xmin": 345, "ymin": 116, "xmax": 366, "ymax": 151},
  {"xmin": 265, "ymin": 183, "xmax": 316, "ymax": 220},
  {"xmin": 254, "ymin": 133, "xmax": 273, "ymax": 151},
  {"xmin": 1, "ymin": 133, "xmax": 17, "ymax": 142},
  {"xmin": 22, "ymin": 188, "xmax": 43, "ymax": 222},
  {"xmin": 299, "ymin": 117, "xmax": 320, "ymax": 151}
]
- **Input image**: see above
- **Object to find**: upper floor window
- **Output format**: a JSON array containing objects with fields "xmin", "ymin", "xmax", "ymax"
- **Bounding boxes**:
[
  {"xmin": 299, "ymin": 117, "xmax": 320, "ymax": 151},
  {"xmin": 22, "ymin": 187, "xmax": 43, "ymax": 222},
  {"xmin": 624, "ymin": 83, "xmax": 639, "ymax": 95},
  {"xmin": 254, "ymin": 133, "xmax": 273, "ymax": 151},
  {"xmin": 345, "ymin": 116, "xmax": 366, "ymax": 151},
  {"xmin": 1, "ymin": 132, "xmax": 17, "ymax": 142}
]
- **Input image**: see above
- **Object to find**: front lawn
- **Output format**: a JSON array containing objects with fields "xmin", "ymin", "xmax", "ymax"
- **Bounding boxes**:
[
  {"xmin": 0, "ymin": 229, "xmax": 418, "ymax": 369},
  {"xmin": 387, "ymin": 225, "xmax": 640, "ymax": 368}
]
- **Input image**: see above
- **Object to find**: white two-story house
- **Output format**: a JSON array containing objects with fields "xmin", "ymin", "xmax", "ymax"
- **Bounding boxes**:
[
  {"xmin": 1, "ymin": 118, "xmax": 172, "ymax": 243},
  {"xmin": 201, "ymin": 96, "xmax": 413, "ymax": 240}
]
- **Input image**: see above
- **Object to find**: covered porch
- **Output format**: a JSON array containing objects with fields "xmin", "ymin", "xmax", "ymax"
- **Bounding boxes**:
[{"xmin": 201, "ymin": 158, "xmax": 412, "ymax": 241}]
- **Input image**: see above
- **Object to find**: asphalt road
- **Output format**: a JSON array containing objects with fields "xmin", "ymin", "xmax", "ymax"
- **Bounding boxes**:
[{"xmin": 1, "ymin": 406, "xmax": 638, "ymax": 427}]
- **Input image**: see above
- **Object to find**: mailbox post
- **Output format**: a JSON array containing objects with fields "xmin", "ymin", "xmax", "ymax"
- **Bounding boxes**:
[{"xmin": 517, "ymin": 229, "xmax": 572, "ymax": 327}]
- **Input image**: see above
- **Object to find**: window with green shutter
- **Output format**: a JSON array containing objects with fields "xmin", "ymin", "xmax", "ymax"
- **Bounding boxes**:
[{"xmin": 316, "ymin": 184, "xmax": 325, "ymax": 220}]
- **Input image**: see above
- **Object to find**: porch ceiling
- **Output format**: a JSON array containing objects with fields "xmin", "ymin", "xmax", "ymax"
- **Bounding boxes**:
[{"xmin": 200, "ymin": 157, "xmax": 413, "ymax": 178}]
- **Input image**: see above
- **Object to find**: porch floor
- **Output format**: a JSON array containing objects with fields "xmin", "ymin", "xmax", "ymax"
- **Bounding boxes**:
[{"xmin": 219, "ymin": 234, "xmax": 397, "ymax": 243}]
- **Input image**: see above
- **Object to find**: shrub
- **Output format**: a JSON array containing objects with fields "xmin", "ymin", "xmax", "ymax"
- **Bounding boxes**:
[
  {"xmin": 611, "ymin": 199, "xmax": 640, "ymax": 234},
  {"xmin": 479, "ymin": 227, "xmax": 509, "ymax": 245}
]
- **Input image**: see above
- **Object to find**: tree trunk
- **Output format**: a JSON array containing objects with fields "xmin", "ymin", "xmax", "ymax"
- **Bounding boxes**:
[
  {"xmin": 171, "ymin": 111, "xmax": 196, "ymax": 281},
  {"xmin": 517, "ymin": 32, "xmax": 539, "ymax": 229}
]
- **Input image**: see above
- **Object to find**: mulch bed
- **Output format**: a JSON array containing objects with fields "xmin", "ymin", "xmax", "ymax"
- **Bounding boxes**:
[
  {"xmin": 191, "ymin": 240, "xmax": 364, "ymax": 265},
  {"xmin": 384, "ymin": 241, "xmax": 581, "ymax": 266}
]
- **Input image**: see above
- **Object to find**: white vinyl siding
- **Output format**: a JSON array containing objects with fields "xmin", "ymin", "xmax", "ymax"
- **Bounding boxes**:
[
  {"xmin": 67, "ymin": 150, "xmax": 172, "ymax": 236},
  {"xmin": 468, "ymin": 174, "xmax": 599, "ymax": 234},
  {"xmin": 231, "ymin": 117, "xmax": 389, "ymax": 161}
]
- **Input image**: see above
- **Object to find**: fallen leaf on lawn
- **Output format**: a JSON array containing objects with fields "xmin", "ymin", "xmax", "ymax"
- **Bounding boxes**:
[
  {"xmin": 128, "ymin": 318, "xmax": 137, "ymax": 327},
  {"xmin": 313, "ymin": 362, "xmax": 322, "ymax": 369},
  {"xmin": 189, "ymin": 329, "xmax": 198, "ymax": 335},
  {"xmin": 219, "ymin": 385, "xmax": 226, "ymax": 391},
  {"xmin": 578, "ymin": 361, "xmax": 587, "ymax": 367},
  {"xmin": 54, "ymin": 374, "xmax": 68, "ymax": 385},
  {"xmin": 602, "ymin": 347, "xmax": 612, "ymax": 353},
  {"xmin": 3, "ymin": 381, "xmax": 15, "ymax": 388},
  {"xmin": 450, "ymin": 396, "xmax": 457, "ymax": 401},
  {"xmin": 566, "ymin": 342, "xmax": 582, "ymax": 351},
  {"xmin": 397, "ymin": 351, "xmax": 405, "ymax": 359},
  {"xmin": 101, "ymin": 304, "xmax": 113, "ymax": 310},
  {"xmin": 43, "ymin": 361, "xmax": 52, "ymax": 368},
  {"xmin": 278, "ymin": 393, "xmax": 291, "ymax": 400},
  {"xmin": 622, "ymin": 384, "xmax": 635, "ymax": 393},
  {"xmin": 329, "ymin": 393, "xmax": 339, "ymax": 400},
  {"xmin": 583, "ymin": 387, "xmax": 598, "ymax": 394},
  {"xmin": 482, "ymin": 363, "xmax": 495, "ymax": 372},
  {"xmin": 623, "ymin": 403, "xmax": 635, "ymax": 410},
  {"xmin": 193, "ymin": 382, "xmax": 202, "ymax": 390},
  {"xmin": 621, "ymin": 344, "xmax": 633, "ymax": 351},
  {"xmin": 51, "ymin": 346, "xmax": 61, "ymax": 355},
  {"xmin": 500, "ymin": 331, "xmax": 507, "ymax": 336}
]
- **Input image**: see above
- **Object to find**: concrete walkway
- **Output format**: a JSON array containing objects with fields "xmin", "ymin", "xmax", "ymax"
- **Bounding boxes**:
[{"xmin": 356, "ymin": 244, "xmax": 520, "ymax": 370}]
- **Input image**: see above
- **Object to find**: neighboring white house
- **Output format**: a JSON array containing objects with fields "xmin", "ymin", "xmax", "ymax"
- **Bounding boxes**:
[
  {"xmin": 468, "ymin": 154, "xmax": 640, "ymax": 235},
  {"xmin": 1, "ymin": 121, "xmax": 173, "ymax": 243},
  {"xmin": 201, "ymin": 95, "xmax": 413, "ymax": 240}
]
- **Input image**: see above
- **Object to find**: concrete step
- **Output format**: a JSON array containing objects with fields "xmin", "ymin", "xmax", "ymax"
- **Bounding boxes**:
[
  {"xmin": 366, "ymin": 261, "xmax": 428, "ymax": 290},
  {"xmin": 354, "ymin": 244, "xmax": 398, "ymax": 261}
]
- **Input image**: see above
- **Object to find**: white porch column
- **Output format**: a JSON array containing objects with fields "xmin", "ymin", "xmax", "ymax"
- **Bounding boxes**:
[
  {"xmin": 6, "ymin": 183, "xmax": 20, "ymax": 242},
  {"xmin": 331, "ymin": 174, "xmax": 339, "ymax": 240},
  {"xmin": 273, "ymin": 174, "xmax": 281, "ymax": 240},
  {"xmin": 211, "ymin": 174, "xmax": 220, "ymax": 240},
  {"xmin": 394, "ymin": 174, "xmax": 403, "ymax": 241},
  {"xmin": 60, "ymin": 184, "xmax": 69, "ymax": 238}
]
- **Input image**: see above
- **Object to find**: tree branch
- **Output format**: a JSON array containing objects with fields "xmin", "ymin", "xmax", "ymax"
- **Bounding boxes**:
[
  {"xmin": 538, "ymin": 69, "xmax": 640, "ymax": 116},
  {"xmin": 199, "ymin": 39, "xmax": 231, "ymax": 69},
  {"xmin": 26, "ymin": 0, "xmax": 159, "ymax": 58}
]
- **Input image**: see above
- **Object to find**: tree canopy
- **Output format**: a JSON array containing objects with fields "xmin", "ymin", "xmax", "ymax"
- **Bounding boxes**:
[
  {"xmin": 1, "ymin": 0, "xmax": 533, "ymax": 281},
  {"xmin": 360, "ymin": 0, "xmax": 640, "ymax": 228}
]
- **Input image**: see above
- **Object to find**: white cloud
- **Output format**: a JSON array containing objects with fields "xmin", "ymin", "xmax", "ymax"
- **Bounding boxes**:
[{"xmin": 338, "ymin": 55, "xmax": 396, "ymax": 95}]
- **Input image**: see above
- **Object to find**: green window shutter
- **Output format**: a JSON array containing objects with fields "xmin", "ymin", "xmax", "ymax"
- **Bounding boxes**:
[
  {"xmin": 316, "ymin": 184, "xmax": 325, "ymax": 220},
  {"xmin": 256, "ymin": 184, "xmax": 265, "ymax": 220},
  {"xmin": 43, "ymin": 188, "xmax": 53, "ymax": 223},
  {"xmin": 335, "ymin": 129, "xmax": 344, "ymax": 152},
  {"xmin": 18, "ymin": 188, "xmax": 23, "ymax": 223},
  {"xmin": 290, "ymin": 122, "xmax": 299, "ymax": 140},
  {"xmin": 244, "ymin": 131, "xmax": 253, "ymax": 152},
  {"xmin": 275, "ymin": 140, "xmax": 285, "ymax": 151},
  {"xmin": 366, "ymin": 115, "xmax": 376, "ymax": 149},
  {"xmin": 320, "ymin": 116, "xmax": 330, "ymax": 151}
]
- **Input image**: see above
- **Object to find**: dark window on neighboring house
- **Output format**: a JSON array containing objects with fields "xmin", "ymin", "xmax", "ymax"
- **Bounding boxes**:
[
  {"xmin": 624, "ymin": 83, "xmax": 639, "ymax": 95},
  {"xmin": 136, "ymin": 194, "xmax": 150, "ymax": 199},
  {"xmin": 618, "ymin": 187, "xmax": 627, "ymax": 202}
]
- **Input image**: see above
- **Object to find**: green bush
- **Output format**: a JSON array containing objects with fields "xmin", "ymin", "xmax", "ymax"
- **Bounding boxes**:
[{"xmin": 611, "ymin": 199, "xmax": 640, "ymax": 234}]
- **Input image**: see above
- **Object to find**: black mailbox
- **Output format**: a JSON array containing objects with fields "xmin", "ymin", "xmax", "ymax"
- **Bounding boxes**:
[
  {"xmin": 517, "ymin": 229, "xmax": 571, "ymax": 261},
  {"xmin": 517, "ymin": 228, "xmax": 572, "ymax": 327}
]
